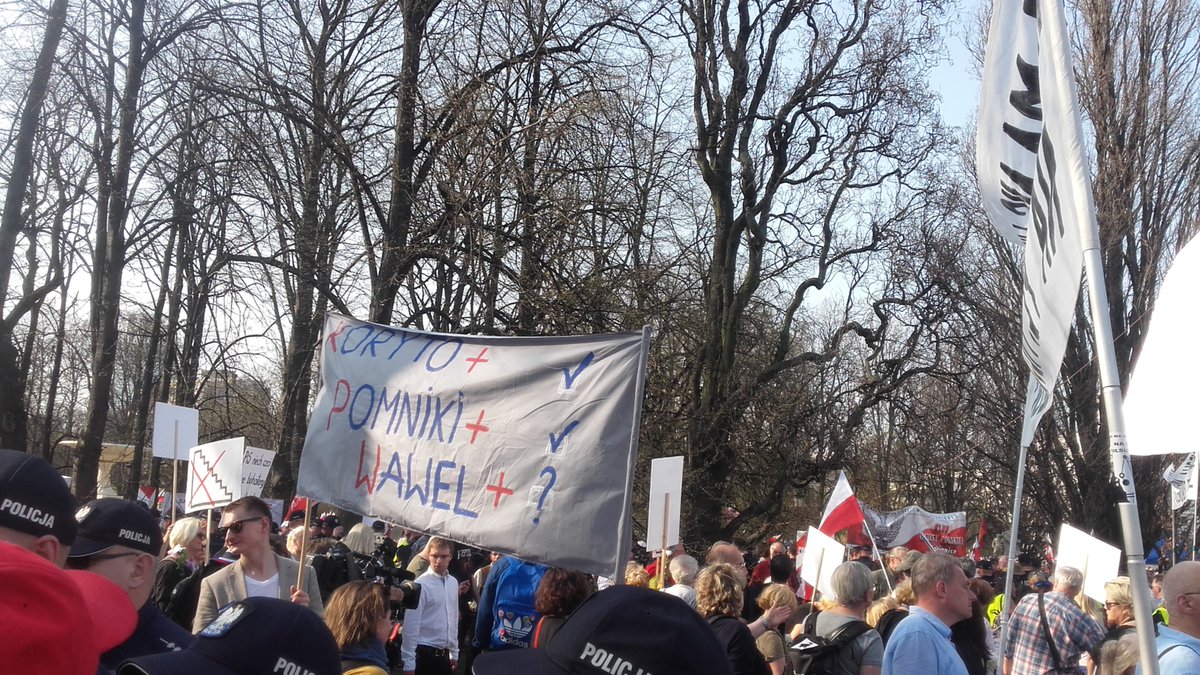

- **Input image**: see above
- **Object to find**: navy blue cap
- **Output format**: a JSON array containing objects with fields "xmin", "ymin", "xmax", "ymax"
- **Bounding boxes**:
[
  {"xmin": 473, "ymin": 585, "xmax": 734, "ymax": 675},
  {"xmin": 0, "ymin": 448, "xmax": 77, "ymax": 544},
  {"xmin": 116, "ymin": 597, "xmax": 340, "ymax": 675},
  {"xmin": 69, "ymin": 498, "xmax": 162, "ymax": 557}
]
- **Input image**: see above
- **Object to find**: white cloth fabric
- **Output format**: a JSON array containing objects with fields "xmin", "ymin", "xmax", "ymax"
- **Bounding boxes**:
[{"xmin": 244, "ymin": 573, "xmax": 278, "ymax": 599}]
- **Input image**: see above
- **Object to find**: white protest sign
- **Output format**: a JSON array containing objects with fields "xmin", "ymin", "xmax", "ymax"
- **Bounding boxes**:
[
  {"xmin": 800, "ymin": 526, "xmax": 845, "ymax": 599},
  {"xmin": 646, "ymin": 456, "xmax": 684, "ymax": 553},
  {"xmin": 242, "ymin": 447, "xmax": 276, "ymax": 498},
  {"xmin": 152, "ymin": 403, "xmax": 199, "ymax": 460},
  {"xmin": 296, "ymin": 313, "xmax": 650, "ymax": 578},
  {"xmin": 1056, "ymin": 523, "xmax": 1121, "ymax": 603},
  {"xmin": 186, "ymin": 437, "xmax": 245, "ymax": 513}
]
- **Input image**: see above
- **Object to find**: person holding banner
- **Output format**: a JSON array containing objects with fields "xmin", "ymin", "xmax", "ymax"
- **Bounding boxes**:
[{"xmin": 192, "ymin": 497, "xmax": 323, "ymax": 633}]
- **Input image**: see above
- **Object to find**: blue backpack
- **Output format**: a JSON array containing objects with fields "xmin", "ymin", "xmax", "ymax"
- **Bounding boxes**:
[{"xmin": 488, "ymin": 560, "xmax": 547, "ymax": 650}]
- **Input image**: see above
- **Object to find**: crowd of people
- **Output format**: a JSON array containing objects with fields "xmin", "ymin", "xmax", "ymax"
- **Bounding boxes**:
[{"xmin": 4, "ymin": 447, "xmax": 1200, "ymax": 674}]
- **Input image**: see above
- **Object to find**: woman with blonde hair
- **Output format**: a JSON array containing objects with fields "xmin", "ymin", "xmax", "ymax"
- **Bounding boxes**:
[
  {"xmin": 152, "ymin": 516, "xmax": 206, "ymax": 616},
  {"xmin": 625, "ymin": 560, "xmax": 650, "ymax": 588},
  {"xmin": 325, "ymin": 581, "xmax": 392, "ymax": 674},
  {"xmin": 696, "ymin": 562, "xmax": 773, "ymax": 675},
  {"xmin": 756, "ymin": 584, "xmax": 799, "ymax": 675},
  {"xmin": 1087, "ymin": 577, "xmax": 1137, "ymax": 675}
]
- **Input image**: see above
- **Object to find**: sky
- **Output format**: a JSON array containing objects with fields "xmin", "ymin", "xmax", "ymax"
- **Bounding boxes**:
[{"xmin": 930, "ymin": 0, "xmax": 986, "ymax": 130}]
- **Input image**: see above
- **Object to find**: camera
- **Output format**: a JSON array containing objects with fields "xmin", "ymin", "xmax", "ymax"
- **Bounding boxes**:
[{"xmin": 364, "ymin": 562, "xmax": 420, "ymax": 611}]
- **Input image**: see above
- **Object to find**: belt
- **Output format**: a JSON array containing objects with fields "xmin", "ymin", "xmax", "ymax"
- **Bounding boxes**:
[{"xmin": 416, "ymin": 645, "xmax": 450, "ymax": 658}]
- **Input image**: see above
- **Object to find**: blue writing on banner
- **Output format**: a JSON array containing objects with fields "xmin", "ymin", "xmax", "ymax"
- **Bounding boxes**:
[
  {"xmin": 548, "ymin": 421, "xmax": 579, "ymax": 454},
  {"xmin": 375, "ymin": 451, "xmax": 480, "ymax": 519},
  {"xmin": 562, "ymin": 352, "xmax": 595, "ymax": 390}
]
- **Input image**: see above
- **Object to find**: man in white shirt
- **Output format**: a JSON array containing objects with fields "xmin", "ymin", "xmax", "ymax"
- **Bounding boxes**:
[{"xmin": 402, "ymin": 537, "xmax": 459, "ymax": 675}]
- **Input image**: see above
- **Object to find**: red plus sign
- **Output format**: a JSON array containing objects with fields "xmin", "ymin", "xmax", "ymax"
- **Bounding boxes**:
[
  {"xmin": 485, "ymin": 471, "xmax": 515, "ymax": 508},
  {"xmin": 465, "ymin": 410, "xmax": 490, "ymax": 444},
  {"xmin": 466, "ymin": 347, "xmax": 490, "ymax": 373}
]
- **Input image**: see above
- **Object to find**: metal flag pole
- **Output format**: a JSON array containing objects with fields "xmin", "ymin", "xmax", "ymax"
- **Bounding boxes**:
[
  {"xmin": 861, "ymin": 516, "xmax": 892, "ymax": 593},
  {"xmin": 997, "ymin": 441, "xmax": 1031, "ymax": 667}
]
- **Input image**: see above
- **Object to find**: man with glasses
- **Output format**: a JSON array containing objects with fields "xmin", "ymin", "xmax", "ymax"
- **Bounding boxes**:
[
  {"xmin": 192, "ymin": 496, "xmax": 323, "ymax": 633},
  {"xmin": 67, "ymin": 498, "xmax": 194, "ymax": 669},
  {"xmin": 402, "ymin": 537, "xmax": 461, "ymax": 675},
  {"xmin": 1153, "ymin": 561, "xmax": 1200, "ymax": 673}
]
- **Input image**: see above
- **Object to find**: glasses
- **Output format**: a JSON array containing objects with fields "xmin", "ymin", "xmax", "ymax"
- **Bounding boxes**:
[
  {"xmin": 219, "ymin": 516, "xmax": 266, "ymax": 538},
  {"xmin": 66, "ymin": 551, "xmax": 142, "ymax": 570},
  {"xmin": 1105, "ymin": 601, "xmax": 1126, "ymax": 608}
]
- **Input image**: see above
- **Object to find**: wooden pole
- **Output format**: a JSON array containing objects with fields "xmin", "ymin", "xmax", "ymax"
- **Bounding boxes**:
[
  {"xmin": 170, "ymin": 421, "xmax": 179, "ymax": 526},
  {"xmin": 296, "ymin": 504, "xmax": 312, "ymax": 592},
  {"xmin": 657, "ymin": 492, "xmax": 670, "ymax": 588}
]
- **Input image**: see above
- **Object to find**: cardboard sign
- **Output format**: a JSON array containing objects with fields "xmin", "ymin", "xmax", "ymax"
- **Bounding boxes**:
[
  {"xmin": 186, "ymin": 438, "xmax": 245, "ymax": 512},
  {"xmin": 1056, "ymin": 523, "xmax": 1121, "ymax": 603},
  {"xmin": 800, "ymin": 526, "xmax": 845, "ymax": 599},
  {"xmin": 152, "ymin": 403, "xmax": 199, "ymax": 460},
  {"xmin": 242, "ymin": 447, "xmax": 276, "ymax": 498},
  {"xmin": 646, "ymin": 456, "xmax": 684, "ymax": 553}
]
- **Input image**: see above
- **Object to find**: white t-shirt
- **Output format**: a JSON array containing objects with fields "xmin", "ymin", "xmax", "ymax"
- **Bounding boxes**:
[{"xmin": 245, "ymin": 573, "xmax": 279, "ymax": 599}]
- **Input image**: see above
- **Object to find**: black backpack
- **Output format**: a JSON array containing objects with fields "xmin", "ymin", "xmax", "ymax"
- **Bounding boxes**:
[{"xmin": 787, "ymin": 610, "xmax": 872, "ymax": 675}]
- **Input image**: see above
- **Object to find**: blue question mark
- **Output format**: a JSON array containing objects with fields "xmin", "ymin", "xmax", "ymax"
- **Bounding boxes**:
[{"xmin": 533, "ymin": 466, "xmax": 557, "ymax": 524}]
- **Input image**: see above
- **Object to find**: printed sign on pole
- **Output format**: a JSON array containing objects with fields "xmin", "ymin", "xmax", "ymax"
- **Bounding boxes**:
[
  {"xmin": 186, "ymin": 438, "xmax": 245, "ymax": 513},
  {"xmin": 242, "ymin": 447, "xmax": 276, "ymax": 498},
  {"xmin": 1056, "ymin": 523, "xmax": 1121, "ymax": 603},
  {"xmin": 646, "ymin": 456, "xmax": 684, "ymax": 553},
  {"xmin": 152, "ymin": 403, "xmax": 199, "ymax": 460},
  {"xmin": 296, "ymin": 313, "xmax": 651, "ymax": 578},
  {"xmin": 800, "ymin": 526, "xmax": 845, "ymax": 599}
]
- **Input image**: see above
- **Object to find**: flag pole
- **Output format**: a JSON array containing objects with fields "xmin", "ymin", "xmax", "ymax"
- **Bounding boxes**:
[
  {"xmin": 861, "ymin": 516, "xmax": 891, "ymax": 593},
  {"xmin": 997, "ymin": 442, "xmax": 1030, "ymax": 661},
  {"xmin": 1036, "ymin": 0, "xmax": 1159, "ymax": 666}
]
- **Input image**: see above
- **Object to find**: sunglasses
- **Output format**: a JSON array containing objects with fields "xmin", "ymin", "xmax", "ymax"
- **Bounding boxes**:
[{"xmin": 218, "ymin": 516, "xmax": 266, "ymax": 538}]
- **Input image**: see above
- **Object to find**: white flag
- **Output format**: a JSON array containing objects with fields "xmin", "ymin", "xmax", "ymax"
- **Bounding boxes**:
[{"xmin": 979, "ymin": 0, "xmax": 1089, "ymax": 448}]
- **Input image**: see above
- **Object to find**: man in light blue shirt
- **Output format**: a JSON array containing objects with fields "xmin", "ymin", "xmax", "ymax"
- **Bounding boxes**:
[
  {"xmin": 1142, "ymin": 561, "xmax": 1200, "ymax": 674},
  {"xmin": 882, "ymin": 552, "xmax": 973, "ymax": 675}
]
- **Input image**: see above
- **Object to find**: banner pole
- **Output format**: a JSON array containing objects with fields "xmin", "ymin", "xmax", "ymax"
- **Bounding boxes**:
[
  {"xmin": 998, "ymin": 441, "xmax": 1030, "ymax": 663},
  {"xmin": 170, "ymin": 421, "xmax": 180, "ymax": 527},
  {"xmin": 296, "ymin": 504, "xmax": 311, "ymax": 593},
  {"xmin": 861, "ymin": 516, "xmax": 891, "ymax": 593},
  {"xmin": 657, "ymin": 492, "xmax": 670, "ymax": 589},
  {"xmin": 615, "ymin": 326, "xmax": 653, "ymax": 580},
  {"xmin": 205, "ymin": 507, "xmax": 213, "ymax": 565}
]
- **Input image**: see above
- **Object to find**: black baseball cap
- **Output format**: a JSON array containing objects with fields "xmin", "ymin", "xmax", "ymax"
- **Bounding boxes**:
[
  {"xmin": 473, "ymin": 585, "xmax": 734, "ymax": 675},
  {"xmin": 116, "ymin": 596, "xmax": 340, "ymax": 675},
  {"xmin": 69, "ymin": 498, "xmax": 162, "ymax": 557},
  {"xmin": 0, "ymin": 448, "xmax": 77, "ymax": 544}
]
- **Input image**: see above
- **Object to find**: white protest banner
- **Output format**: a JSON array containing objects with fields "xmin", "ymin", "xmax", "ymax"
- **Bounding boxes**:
[
  {"xmin": 856, "ymin": 504, "xmax": 968, "ymax": 556},
  {"xmin": 800, "ymin": 526, "xmax": 845, "ymax": 599},
  {"xmin": 1126, "ymin": 236, "xmax": 1200, "ymax": 456},
  {"xmin": 1056, "ymin": 523, "xmax": 1120, "ymax": 603},
  {"xmin": 152, "ymin": 403, "xmax": 199, "ymax": 460},
  {"xmin": 646, "ymin": 456, "xmax": 684, "ymax": 553},
  {"xmin": 186, "ymin": 438, "xmax": 245, "ymax": 513},
  {"xmin": 242, "ymin": 447, "xmax": 276, "ymax": 498},
  {"xmin": 296, "ymin": 313, "xmax": 651, "ymax": 578}
]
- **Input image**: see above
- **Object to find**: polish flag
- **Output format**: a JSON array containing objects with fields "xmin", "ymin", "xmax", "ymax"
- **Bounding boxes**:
[
  {"xmin": 818, "ymin": 471, "xmax": 865, "ymax": 536},
  {"xmin": 972, "ymin": 518, "xmax": 987, "ymax": 561},
  {"xmin": 287, "ymin": 496, "xmax": 310, "ymax": 519}
]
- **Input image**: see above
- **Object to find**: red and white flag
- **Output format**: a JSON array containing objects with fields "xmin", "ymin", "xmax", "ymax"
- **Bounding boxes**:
[
  {"xmin": 819, "ymin": 471, "xmax": 865, "ymax": 536},
  {"xmin": 972, "ymin": 518, "xmax": 987, "ymax": 561}
]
